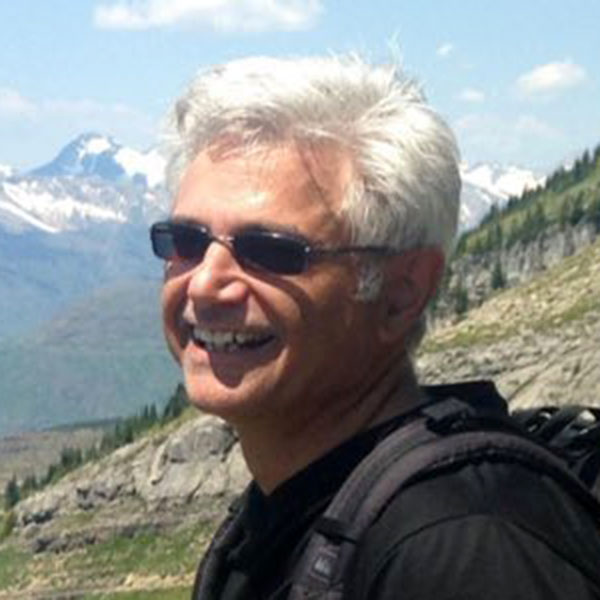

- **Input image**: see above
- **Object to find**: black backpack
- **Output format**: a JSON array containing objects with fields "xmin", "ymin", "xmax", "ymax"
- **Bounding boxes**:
[
  {"xmin": 512, "ymin": 404, "xmax": 600, "ymax": 496},
  {"xmin": 193, "ymin": 382, "xmax": 600, "ymax": 600}
]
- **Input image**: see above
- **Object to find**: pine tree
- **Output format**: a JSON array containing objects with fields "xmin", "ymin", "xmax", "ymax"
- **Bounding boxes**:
[
  {"xmin": 4, "ymin": 476, "xmax": 20, "ymax": 509},
  {"xmin": 491, "ymin": 258, "xmax": 506, "ymax": 290},
  {"xmin": 162, "ymin": 384, "xmax": 189, "ymax": 422},
  {"xmin": 60, "ymin": 446, "xmax": 83, "ymax": 471},
  {"xmin": 452, "ymin": 282, "xmax": 469, "ymax": 317},
  {"xmin": 569, "ymin": 193, "xmax": 585, "ymax": 226},
  {"xmin": 587, "ymin": 193, "xmax": 600, "ymax": 231},
  {"xmin": 21, "ymin": 474, "xmax": 38, "ymax": 497}
]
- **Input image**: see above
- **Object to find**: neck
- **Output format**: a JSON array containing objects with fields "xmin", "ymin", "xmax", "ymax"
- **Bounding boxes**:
[{"xmin": 236, "ymin": 355, "xmax": 423, "ymax": 494}]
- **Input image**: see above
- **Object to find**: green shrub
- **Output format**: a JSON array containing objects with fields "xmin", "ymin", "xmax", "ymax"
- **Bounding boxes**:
[{"xmin": 0, "ymin": 510, "xmax": 16, "ymax": 540}]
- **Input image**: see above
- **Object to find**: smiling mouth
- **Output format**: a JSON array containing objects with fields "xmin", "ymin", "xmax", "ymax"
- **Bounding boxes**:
[{"xmin": 190, "ymin": 326, "xmax": 276, "ymax": 353}]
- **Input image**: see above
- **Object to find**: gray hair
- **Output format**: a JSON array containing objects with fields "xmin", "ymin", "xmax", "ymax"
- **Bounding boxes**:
[{"xmin": 165, "ymin": 54, "xmax": 461, "ymax": 350}]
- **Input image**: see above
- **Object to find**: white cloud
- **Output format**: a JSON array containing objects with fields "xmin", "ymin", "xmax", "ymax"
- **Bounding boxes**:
[
  {"xmin": 0, "ymin": 88, "xmax": 37, "ymax": 117},
  {"xmin": 454, "ymin": 112, "xmax": 562, "ymax": 165},
  {"xmin": 458, "ymin": 88, "xmax": 485, "ymax": 103},
  {"xmin": 436, "ymin": 42, "xmax": 454, "ymax": 58},
  {"xmin": 93, "ymin": 0, "xmax": 323, "ymax": 32},
  {"xmin": 516, "ymin": 60, "xmax": 587, "ymax": 96}
]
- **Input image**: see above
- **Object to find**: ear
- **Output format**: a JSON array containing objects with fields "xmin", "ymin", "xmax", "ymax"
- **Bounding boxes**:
[{"xmin": 377, "ymin": 247, "xmax": 445, "ymax": 345}]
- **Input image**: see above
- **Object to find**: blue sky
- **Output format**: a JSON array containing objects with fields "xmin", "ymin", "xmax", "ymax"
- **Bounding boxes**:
[{"xmin": 1, "ymin": 1, "xmax": 598, "ymax": 173}]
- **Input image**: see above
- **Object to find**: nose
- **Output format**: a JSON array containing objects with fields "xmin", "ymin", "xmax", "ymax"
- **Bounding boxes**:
[{"xmin": 185, "ymin": 240, "xmax": 250, "ymax": 305}]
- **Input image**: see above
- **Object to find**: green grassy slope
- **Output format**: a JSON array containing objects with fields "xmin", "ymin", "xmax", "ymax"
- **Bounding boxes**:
[
  {"xmin": 0, "ymin": 518, "xmax": 212, "ymax": 598},
  {"xmin": 424, "ymin": 235, "xmax": 600, "ymax": 353}
]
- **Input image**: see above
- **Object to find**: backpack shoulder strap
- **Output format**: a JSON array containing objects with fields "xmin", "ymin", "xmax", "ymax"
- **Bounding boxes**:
[
  {"xmin": 286, "ymin": 398, "xmax": 463, "ymax": 600},
  {"xmin": 287, "ymin": 397, "xmax": 600, "ymax": 600}
]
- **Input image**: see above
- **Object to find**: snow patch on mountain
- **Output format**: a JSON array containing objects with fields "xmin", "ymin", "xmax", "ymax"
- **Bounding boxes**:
[
  {"xmin": 1, "ymin": 132, "xmax": 546, "ymax": 236},
  {"xmin": 462, "ymin": 163, "xmax": 541, "ymax": 199},
  {"xmin": 0, "ymin": 197, "xmax": 59, "ymax": 233},
  {"xmin": 0, "ymin": 164, "xmax": 15, "ymax": 178},
  {"xmin": 459, "ymin": 162, "xmax": 543, "ymax": 231},
  {"xmin": 114, "ymin": 146, "xmax": 165, "ymax": 188},
  {"xmin": 1, "ymin": 179, "xmax": 127, "ymax": 233},
  {"xmin": 81, "ymin": 136, "xmax": 112, "ymax": 156}
]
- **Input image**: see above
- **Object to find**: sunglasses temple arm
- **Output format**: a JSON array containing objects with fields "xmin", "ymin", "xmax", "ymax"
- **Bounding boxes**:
[{"xmin": 311, "ymin": 246, "xmax": 398, "ymax": 259}]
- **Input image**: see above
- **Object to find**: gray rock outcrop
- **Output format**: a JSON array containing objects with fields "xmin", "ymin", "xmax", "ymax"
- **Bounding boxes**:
[
  {"xmin": 14, "ymin": 413, "xmax": 249, "ymax": 553},
  {"xmin": 439, "ymin": 222, "xmax": 598, "ymax": 315},
  {"xmin": 419, "ymin": 312, "xmax": 600, "ymax": 409}
]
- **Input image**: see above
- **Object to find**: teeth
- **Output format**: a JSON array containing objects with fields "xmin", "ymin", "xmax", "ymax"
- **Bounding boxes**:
[
  {"xmin": 234, "ymin": 332, "xmax": 250, "ymax": 345},
  {"xmin": 191, "ymin": 327, "xmax": 271, "ymax": 352}
]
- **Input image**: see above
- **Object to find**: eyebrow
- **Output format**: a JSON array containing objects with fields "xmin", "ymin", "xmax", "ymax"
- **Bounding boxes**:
[
  {"xmin": 168, "ymin": 216, "xmax": 304, "ymax": 238},
  {"xmin": 239, "ymin": 221, "xmax": 303, "ymax": 237}
]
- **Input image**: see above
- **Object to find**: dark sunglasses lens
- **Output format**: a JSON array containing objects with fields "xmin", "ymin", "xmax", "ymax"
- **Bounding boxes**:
[
  {"xmin": 152, "ymin": 223, "xmax": 209, "ymax": 261},
  {"xmin": 235, "ymin": 232, "xmax": 307, "ymax": 274}
]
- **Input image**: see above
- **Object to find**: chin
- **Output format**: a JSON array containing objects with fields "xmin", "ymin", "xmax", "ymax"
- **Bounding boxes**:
[
  {"xmin": 180, "ymin": 341, "xmax": 286, "ymax": 422},
  {"xmin": 182, "ymin": 372, "xmax": 270, "ymax": 424}
]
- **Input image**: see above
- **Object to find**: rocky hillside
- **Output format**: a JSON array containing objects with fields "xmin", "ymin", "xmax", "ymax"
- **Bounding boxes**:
[
  {"xmin": 418, "ymin": 235, "xmax": 600, "ymax": 409},
  {"xmin": 435, "ymin": 143, "xmax": 600, "ymax": 318},
  {"xmin": 445, "ymin": 220, "xmax": 598, "ymax": 311},
  {"xmin": 1, "ymin": 412, "xmax": 249, "ymax": 598}
]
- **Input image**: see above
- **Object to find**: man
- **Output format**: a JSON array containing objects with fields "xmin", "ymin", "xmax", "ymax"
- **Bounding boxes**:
[{"xmin": 151, "ymin": 55, "xmax": 600, "ymax": 599}]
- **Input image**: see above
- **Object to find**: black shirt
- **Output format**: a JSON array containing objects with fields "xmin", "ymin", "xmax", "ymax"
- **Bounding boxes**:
[
  {"xmin": 222, "ymin": 412, "xmax": 414, "ymax": 599},
  {"xmin": 198, "ymin": 393, "xmax": 600, "ymax": 599}
]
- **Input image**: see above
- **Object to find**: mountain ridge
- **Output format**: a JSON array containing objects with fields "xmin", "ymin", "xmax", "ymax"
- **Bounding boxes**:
[
  {"xmin": 0, "ymin": 133, "xmax": 566, "ymax": 438},
  {"xmin": 1, "ymin": 132, "xmax": 541, "ymax": 236}
]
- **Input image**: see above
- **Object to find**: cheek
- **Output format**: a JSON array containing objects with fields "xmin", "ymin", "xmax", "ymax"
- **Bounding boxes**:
[
  {"xmin": 287, "ymin": 276, "xmax": 360, "ymax": 349},
  {"xmin": 161, "ymin": 277, "xmax": 187, "ymax": 355}
]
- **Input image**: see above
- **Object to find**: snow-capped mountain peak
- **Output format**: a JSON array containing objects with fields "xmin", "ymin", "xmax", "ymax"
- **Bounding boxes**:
[
  {"xmin": 28, "ymin": 132, "xmax": 166, "ymax": 189},
  {"xmin": 114, "ymin": 146, "xmax": 165, "ymax": 188},
  {"xmin": 459, "ymin": 162, "xmax": 544, "ymax": 231},
  {"xmin": 0, "ymin": 133, "xmax": 168, "ymax": 234},
  {"xmin": 461, "ymin": 162, "xmax": 541, "ymax": 200},
  {"xmin": 78, "ymin": 133, "xmax": 113, "ymax": 157},
  {"xmin": 1, "ymin": 132, "xmax": 546, "ymax": 236}
]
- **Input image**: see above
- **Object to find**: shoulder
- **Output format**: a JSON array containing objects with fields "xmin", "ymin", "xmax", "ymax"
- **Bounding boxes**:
[{"xmin": 347, "ymin": 459, "xmax": 600, "ymax": 600}]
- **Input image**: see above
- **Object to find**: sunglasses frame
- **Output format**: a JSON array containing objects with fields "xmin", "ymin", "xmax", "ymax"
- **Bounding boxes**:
[{"xmin": 150, "ymin": 220, "xmax": 397, "ymax": 275}]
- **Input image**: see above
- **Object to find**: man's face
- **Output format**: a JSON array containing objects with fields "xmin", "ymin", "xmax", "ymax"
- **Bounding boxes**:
[{"xmin": 161, "ymin": 142, "xmax": 386, "ymax": 429}]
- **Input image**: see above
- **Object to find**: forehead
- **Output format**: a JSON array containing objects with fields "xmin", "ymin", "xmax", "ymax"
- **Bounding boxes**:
[{"xmin": 172, "ymin": 141, "xmax": 354, "ymax": 234}]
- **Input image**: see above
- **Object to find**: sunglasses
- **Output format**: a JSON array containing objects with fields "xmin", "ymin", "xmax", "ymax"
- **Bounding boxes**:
[{"xmin": 150, "ymin": 221, "xmax": 396, "ymax": 275}]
